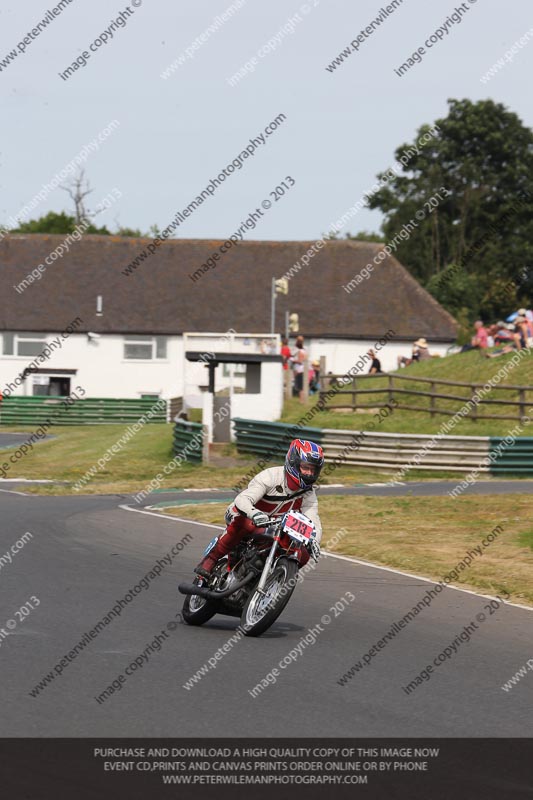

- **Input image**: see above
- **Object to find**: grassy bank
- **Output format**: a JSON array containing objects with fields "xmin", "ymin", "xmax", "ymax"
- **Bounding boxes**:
[
  {"xmin": 157, "ymin": 495, "xmax": 533, "ymax": 606},
  {"xmin": 280, "ymin": 349, "xmax": 533, "ymax": 436}
]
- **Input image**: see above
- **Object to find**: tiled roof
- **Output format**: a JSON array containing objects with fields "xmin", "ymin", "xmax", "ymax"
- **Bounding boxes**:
[{"xmin": 0, "ymin": 236, "xmax": 458, "ymax": 340}]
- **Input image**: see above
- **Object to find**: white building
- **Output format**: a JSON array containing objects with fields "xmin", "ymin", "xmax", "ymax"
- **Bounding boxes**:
[{"xmin": 0, "ymin": 236, "xmax": 457, "ymax": 415}]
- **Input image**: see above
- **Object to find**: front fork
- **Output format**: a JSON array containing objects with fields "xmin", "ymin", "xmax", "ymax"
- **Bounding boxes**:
[{"xmin": 255, "ymin": 537, "xmax": 279, "ymax": 595}]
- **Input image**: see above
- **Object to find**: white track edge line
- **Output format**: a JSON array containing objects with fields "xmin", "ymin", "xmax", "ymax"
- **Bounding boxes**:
[
  {"xmin": 319, "ymin": 551, "xmax": 533, "ymax": 612},
  {"xmin": 119, "ymin": 504, "xmax": 533, "ymax": 613},
  {"xmin": 119, "ymin": 504, "xmax": 223, "ymax": 529}
]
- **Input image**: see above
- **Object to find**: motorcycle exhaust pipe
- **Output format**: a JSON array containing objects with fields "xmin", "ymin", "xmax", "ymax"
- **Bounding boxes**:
[
  {"xmin": 178, "ymin": 583, "xmax": 212, "ymax": 599},
  {"xmin": 178, "ymin": 570, "xmax": 256, "ymax": 599}
]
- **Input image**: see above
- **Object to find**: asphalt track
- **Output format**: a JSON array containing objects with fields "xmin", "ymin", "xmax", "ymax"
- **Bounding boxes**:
[
  {"xmin": 1, "ymin": 483, "xmax": 532, "ymax": 738},
  {"xmin": 0, "ymin": 433, "xmax": 52, "ymax": 449},
  {"xmin": 142, "ymin": 479, "xmax": 533, "ymax": 505}
]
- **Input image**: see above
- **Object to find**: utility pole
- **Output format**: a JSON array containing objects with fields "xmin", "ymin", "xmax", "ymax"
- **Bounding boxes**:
[
  {"xmin": 271, "ymin": 277, "xmax": 288, "ymax": 333},
  {"xmin": 271, "ymin": 277, "xmax": 275, "ymax": 334}
]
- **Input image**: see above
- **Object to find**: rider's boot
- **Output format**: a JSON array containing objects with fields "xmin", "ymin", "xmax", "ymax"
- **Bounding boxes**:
[
  {"xmin": 194, "ymin": 516, "xmax": 256, "ymax": 578},
  {"xmin": 193, "ymin": 528, "xmax": 242, "ymax": 578}
]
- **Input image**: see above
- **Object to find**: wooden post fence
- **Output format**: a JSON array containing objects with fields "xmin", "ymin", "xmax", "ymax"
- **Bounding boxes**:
[{"xmin": 312, "ymin": 372, "xmax": 533, "ymax": 423}]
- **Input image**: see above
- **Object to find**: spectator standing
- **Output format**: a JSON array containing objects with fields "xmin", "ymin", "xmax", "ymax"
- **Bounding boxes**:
[
  {"xmin": 291, "ymin": 335, "xmax": 307, "ymax": 402},
  {"xmin": 280, "ymin": 337, "xmax": 292, "ymax": 370}
]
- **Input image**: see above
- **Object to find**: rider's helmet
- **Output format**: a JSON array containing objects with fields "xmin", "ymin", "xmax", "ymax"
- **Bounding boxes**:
[{"xmin": 285, "ymin": 439, "xmax": 324, "ymax": 490}]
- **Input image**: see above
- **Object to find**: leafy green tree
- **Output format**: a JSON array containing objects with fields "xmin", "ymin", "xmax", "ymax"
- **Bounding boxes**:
[
  {"xmin": 346, "ymin": 230, "xmax": 385, "ymax": 243},
  {"xmin": 12, "ymin": 211, "xmax": 110, "ymax": 235},
  {"xmin": 115, "ymin": 226, "xmax": 144, "ymax": 237},
  {"xmin": 368, "ymin": 98, "xmax": 533, "ymax": 321},
  {"xmin": 10, "ymin": 211, "xmax": 156, "ymax": 238},
  {"xmin": 426, "ymin": 264, "xmax": 479, "ymax": 318}
]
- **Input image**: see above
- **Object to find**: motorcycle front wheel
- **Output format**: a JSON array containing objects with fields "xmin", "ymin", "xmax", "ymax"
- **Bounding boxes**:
[{"xmin": 241, "ymin": 558, "xmax": 298, "ymax": 637}]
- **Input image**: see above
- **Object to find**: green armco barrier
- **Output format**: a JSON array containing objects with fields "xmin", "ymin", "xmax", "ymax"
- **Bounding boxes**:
[
  {"xmin": 233, "ymin": 418, "xmax": 324, "ymax": 459},
  {"xmin": 234, "ymin": 419, "xmax": 533, "ymax": 474},
  {"xmin": 489, "ymin": 436, "xmax": 533, "ymax": 475},
  {"xmin": 173, "ymin": 420, "xmax": 204, "ymax": 463},
  {"xmin": 0, "ymin": 396, "xmax": 167, "ymax": 425}
]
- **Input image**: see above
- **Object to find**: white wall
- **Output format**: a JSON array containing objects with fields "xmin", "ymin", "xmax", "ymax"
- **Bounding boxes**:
[
  {"xmin": 230, "ymin": 362, "xmax": 283, "ymax": 440},
  {"xmin": 0, "ymin": 333, "xmax": 183, "ymax": 399},
  {"xmin": 0, "ymin": 330, "xmax": 453, "ymax": 402},
  {"xmin": 305, "ymin": 337, "xmax": 451, "ymax": 375}
]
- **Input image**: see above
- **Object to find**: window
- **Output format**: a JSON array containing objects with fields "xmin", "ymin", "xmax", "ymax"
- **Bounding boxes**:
[
  {"xmin": 17, "ymin": 332, "xmax": 47, "ymax": 356},
  {"xmin": 32, "ymin": 375, "xmax": 49, "ymax": 396},
  {"xmin": 222, "ymin": 363, "xmax": 247, "ymax": 377},
  {"xmin": 32, "ymin": 375, "xmax": 71, "ymax": 396},
  {"xmin": 124, "ymin": 335, "xmax": 152, "ymax": 359},
  {"xmin": 2, "ymin": 332, "xmax": 46, "ymax": 356},
  {"xmin": 155, "ymin": 337, "xmax": 167, "ymax": 358},
  {"xmin": 3, "ymin": 333, "xmax": 14, "ymax": 355},
  {"xmin": 123, "ymin": 335, "xmax": 168, "ymax": 360}
]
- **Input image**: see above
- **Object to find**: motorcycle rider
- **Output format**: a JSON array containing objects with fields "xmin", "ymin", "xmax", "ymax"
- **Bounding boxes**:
[{"xmin": 194, "ymin": 439, "xmax": 324, "ymax": 578}]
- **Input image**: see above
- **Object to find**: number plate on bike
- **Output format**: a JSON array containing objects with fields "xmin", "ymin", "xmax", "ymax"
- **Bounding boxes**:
[{"xmin": 282, "ymin": 511, "xmax": 315, "ymax": 543}]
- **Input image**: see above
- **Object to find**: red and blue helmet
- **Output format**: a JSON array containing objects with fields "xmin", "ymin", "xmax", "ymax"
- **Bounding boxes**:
[{"xmin": 285, "ymin": 439, "xmax": 324, "ymax": 490}]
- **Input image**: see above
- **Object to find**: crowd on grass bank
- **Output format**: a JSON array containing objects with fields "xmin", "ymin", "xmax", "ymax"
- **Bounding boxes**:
[
  {"xmin": 460, "ymin": 307, "xmax": 533, "ymax": 358},
  {"xmin": 273, "ymin": 302, "xmax": 533, "ymax": 418},
  {"xmin": 353, "ymin": 304, "xmax": 533, "ymax": 378}
]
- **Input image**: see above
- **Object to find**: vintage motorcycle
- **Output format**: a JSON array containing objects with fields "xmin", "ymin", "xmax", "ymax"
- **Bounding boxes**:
[{"xmin": 178, "ymin": 510, "xmax": 319, "ymax": 637}]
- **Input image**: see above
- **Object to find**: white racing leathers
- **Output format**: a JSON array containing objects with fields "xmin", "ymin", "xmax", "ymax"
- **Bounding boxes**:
[{"xmin": 226, "ymin": 466, "xmax": 322, "ymax": 543}]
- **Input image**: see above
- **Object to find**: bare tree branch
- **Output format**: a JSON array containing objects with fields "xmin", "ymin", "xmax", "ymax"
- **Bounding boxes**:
[{"xmin": 60, "ymin": 169, "xmax": 93, "ymax": 225}]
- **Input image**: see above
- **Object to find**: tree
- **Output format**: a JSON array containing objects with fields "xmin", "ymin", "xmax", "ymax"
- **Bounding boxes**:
[
  {"xmin": 368, "ymin": 98, "xmax": 533, "ymax": 321},
  {"xmin": 346, "ymin": 230, "xmax": 385, "ymax": 243},
  {"xmin": 61, "ymin": 169, "xmax": 93, "ymax": 226},
  {"xmin": 6, "ymin": 169, "xmax": 157, "ymax": 238},
  {"xmin": 13, "ymin": 211, "xmax": 110, "ymax": 235},
  {"xmin": 10, "ymin": 212, "xmax": 156, "ymax": 238},
  {"xmin": 114, "ymin": 226, "xmax": 144, "ymax": 237}
]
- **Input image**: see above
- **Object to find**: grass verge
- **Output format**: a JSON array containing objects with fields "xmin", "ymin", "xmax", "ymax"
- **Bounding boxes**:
[
  {"xmin": 0, "ymin": 424, "xmax": 425, "ymax": 495},
  {"xmin": 156, "ymin": 495, "xmax": 533, "ymax": 606}
]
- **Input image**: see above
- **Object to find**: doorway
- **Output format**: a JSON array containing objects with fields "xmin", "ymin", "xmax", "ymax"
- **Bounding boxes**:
[{"xmin": 48, "ymin": 377, "xmax": 71, "ymax": 396}]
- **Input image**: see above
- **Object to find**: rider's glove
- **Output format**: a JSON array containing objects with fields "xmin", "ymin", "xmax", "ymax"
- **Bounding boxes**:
[
  {"xmin": 251, "ymin": 511, "xmax": 270, "ymax": 528},
  {"xmin": 308, "ymin": 539, "xmax": 321, "ymax": 562}
]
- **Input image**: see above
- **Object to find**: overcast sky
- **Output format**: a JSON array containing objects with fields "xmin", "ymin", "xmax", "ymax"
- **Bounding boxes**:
[{"xmin": 1, "ymin": 0, "xmax": 531, "ymax": 241}]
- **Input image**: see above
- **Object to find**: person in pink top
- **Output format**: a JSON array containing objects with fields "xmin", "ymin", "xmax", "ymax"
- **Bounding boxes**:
[
  {"xmin": 462, "ymin": 320, "xmax": 488, "ymax": 352},
  {"xmin": 473, "ymin": 320, "xmax": 488, "ymax": 348}
]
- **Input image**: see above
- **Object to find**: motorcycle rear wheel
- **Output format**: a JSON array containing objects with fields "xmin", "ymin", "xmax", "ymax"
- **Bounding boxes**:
[
  {"xmin": 181, "ymin": 578, "xmax": 219, "ymax": 626},
  {"xmin": 241, "ymin": 558, "xmax": 298, "ymax": 637},
  {"xmin": 181, "ymin": 556, "xmax": 228, "ymax": 625}
]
